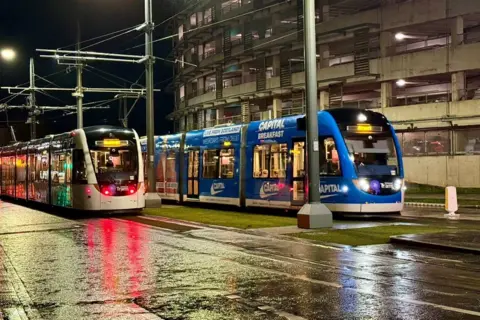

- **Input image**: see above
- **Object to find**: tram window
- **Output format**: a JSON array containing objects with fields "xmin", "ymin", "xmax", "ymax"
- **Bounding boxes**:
[
  {"xmin": 270, "ymin": 144, "xmax": 287, "ymax": 178},
  {"xmin": 253, "ymin": 145, "xmax": 270, "ymax": 178},
  {"xmin": 319, "ymin": 137, "xmax": 341, "ymax": 176},
  {"xmin": 292, "ymin": 142, "xmax": 305, "ymax": 178},
  {"xmin": 203, "ymin": 149, "xmax": 218, "ymax": 179},
  {"xmin": 73, "ymin": 150, "xmax": 87, "ymax": 183},
  {"xmin": 219, "ymin": 148, "xmax": 235, "ymax": 179},
  {"xmin": 253, "ymin": 144, "xmax": 287, "ymax": 179},
  {"xmin": 90, "ymin": 149, "xmax": 137, "ymax": 173},
  {"xmin": 166, "ymin": 151, "xmax": 177, "ymax": 181}
]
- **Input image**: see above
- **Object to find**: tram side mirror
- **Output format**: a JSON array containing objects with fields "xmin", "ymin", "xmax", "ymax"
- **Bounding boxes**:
[{"xmin": 297, "ymin": 117, "xmax": 306, "ymax": 131}]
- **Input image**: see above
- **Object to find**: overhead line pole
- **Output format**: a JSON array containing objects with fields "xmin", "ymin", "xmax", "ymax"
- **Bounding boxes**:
[
  {"xmin": 75, "ymin": 21, "xmax": 84, "ymax": 128},
  {"xmin": 297, "ymin": 0, "xmax": 332, "ymax": 229},
  {"xmin": 28, "ymin": 58, "xmax": 37, "ymax": 139},
  {"xmin": 144, "ymin": 0, "xmax": 158, "ymax": 204}
]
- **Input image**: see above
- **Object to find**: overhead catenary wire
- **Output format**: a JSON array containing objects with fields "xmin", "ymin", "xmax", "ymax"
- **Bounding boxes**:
[
  {"xmin": 36, "ymin": 75, "xmax": 61, "ymax": 88},
  {"xmin": 59, "ymin": 24, "xmax": 142, "ymax": 50},
  {"xmin": 83, "ymin": 66, "xmax": 125, "ymax": 88},
  {"xmin": 45, "ymin": 97, "xmax": 118, "ymax": 120},
  {"xmin": 84, "ymin": 65, "xmax": 143, "ymax": 87},
  {"xmin": 36, "ymin": 89, "xmax": 69, "ymax": 105},
  {"xmin": 82, "ymin": 26, "xmax": 139, "ymax": 51}
]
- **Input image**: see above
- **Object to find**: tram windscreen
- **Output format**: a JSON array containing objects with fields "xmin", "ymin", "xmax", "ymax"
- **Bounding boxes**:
[
  {"xmin": 344, "ymin": 134, "xmax": 399, "ymax": 176},
  {"xmin": 89, "ymin": 140, "xmax": 138, "ymax": 182}
]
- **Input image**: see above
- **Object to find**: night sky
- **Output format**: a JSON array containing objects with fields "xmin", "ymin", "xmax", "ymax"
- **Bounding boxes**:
[{"xmin": 0, "ymin": 0, "xmax": 178, "ymax": 141}]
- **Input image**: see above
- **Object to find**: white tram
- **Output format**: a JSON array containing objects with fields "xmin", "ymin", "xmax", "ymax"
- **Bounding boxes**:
[{"xmin": 0, "ymin": 126, "xmax": 145, "ymax": 212}]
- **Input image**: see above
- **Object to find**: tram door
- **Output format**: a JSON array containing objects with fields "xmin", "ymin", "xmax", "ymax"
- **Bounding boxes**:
[
  {"xmin": 187, "ymin": 149, "xmax": 199, "ymax": 198},
  {"xmin": 291, "ymin": 139, "xmax": 306, "ymax": 206}
]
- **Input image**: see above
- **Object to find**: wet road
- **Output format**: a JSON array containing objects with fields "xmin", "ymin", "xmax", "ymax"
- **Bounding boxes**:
[{"xmin": 0, "ymin": 203, "xmax": 480, "ymax": 319}]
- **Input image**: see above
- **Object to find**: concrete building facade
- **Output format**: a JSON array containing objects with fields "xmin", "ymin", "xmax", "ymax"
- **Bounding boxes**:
[{"xmin": 169, "ymin": 0, "xmax": 480, "ymax": 188}]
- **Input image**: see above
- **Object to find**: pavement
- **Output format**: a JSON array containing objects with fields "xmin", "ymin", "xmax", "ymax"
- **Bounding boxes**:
[{"xmin": 2, "ymin": 202, "xmax": 480, "ymax": 318}]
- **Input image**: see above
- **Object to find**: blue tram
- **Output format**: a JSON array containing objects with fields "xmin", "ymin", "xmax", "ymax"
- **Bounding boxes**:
[{"xmin": 142, "ymin": 108, "xmax": 404, "ymax": 213}]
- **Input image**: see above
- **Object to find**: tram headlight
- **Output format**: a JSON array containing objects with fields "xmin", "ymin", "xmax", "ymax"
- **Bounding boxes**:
[
  {"xmin": 393, "ymin": 179, "xmax": 403, "ymax": 191},
  {"xmin": 353, "ymin": 178, "xmax": 370, "ymax": 192},
  {"xmin": 341, "ymin": 185, "xmax": 349, "ymax": 193}
]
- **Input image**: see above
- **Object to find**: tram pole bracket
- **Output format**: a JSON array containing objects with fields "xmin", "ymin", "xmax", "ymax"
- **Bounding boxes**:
[{"xmin": 145, "ymin": 193, "xmax": 162, "ymax": 208}]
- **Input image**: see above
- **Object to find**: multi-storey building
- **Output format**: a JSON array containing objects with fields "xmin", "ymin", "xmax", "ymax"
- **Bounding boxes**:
[{"xmin": 168, "ymin": 0, "xmax": 480, "ymax": 188}]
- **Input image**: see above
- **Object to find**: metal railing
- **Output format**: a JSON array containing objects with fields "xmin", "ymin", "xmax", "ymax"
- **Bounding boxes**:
[
  {"xmin": 282, "ymin": 106, "xmax": 305, "ymax": 117},
  {"xmin": 223, "ymin": 77, "xmax": 242, "ymax": 88},
  {"xmin": 391, "ymin": 90, "xmax": 450, "ymax": 106},
  {"xmin": 330, "ymin": 100, "xmax": 381, "ymax": 110},
  {"xmin": 230, "ymin": 37, "xmax": 243, "ymax": 47},
  {"xmin": 205, "ymin": 84, "xmax": 216, "ymax": 92},
  {"xmin": 200, "ymin": 50, "xmax": 216, "ymax": 60}
]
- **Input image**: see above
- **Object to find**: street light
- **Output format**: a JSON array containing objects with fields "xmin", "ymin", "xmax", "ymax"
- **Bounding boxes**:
[
  {"xmin": 396, "ymin": 79, "xmax": 406, "ymax": 87},
  {"xmin": 395, "ymin": 33, "xmax": 406, "ymax": 41},
  {"xmin": 0, "ymin": 48, "xmax": 16, "ymax": 62}
]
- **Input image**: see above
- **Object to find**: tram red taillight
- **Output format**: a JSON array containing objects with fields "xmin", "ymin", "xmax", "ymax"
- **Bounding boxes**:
[
  {"xmin": 128, "ymin": 185, "xmax": 137, "ymax": 195},
  {"xmin": 101, "ymin": 186, "xmax": 112, "ymax": 196}
]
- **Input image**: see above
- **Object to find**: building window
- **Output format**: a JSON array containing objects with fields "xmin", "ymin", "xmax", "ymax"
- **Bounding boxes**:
[
  {"xmin": 205, "ymin": 75, "xmax": 216, "ymax": 92},
  {"xmin": 253, "ymin": 144, "xmax": 287, "ymax": 178},
  {"xmin": 202, "ymin": 150, "xmax": 218, "ymax": 179},
  {"xmin": 426, "ymin": 130, "xmax": 449, "ymax": 155},
  {"xmin": 204, "ymin": 8, "xmax": 212, "ymax": 24},
  {"xmin": 320, "ymin": 138, "xmax": 341, "ymax": 176},
  {"xmin": 179, "ymin": 85, "xmax": 185, "ymax": 102},
  {"xmin": 203, "ymin": 40, "xmax": 216, "ymax": 59},
  {"xmin": 178, "ymin": 24, "xmax": 184, "ymax": 40},
  {"xmin": 265, "ymin": 28, "xmax": 273, "ymax": 38},
  {"xmin": 190, "ymin": 13, "xmax": 197, "ymax": 27},
  {"xmin": 403, "ymin": 132, "xmax": 426, "ymax": 155},
  {"xmin": 230, "ymin": 33, "xmax": 243, "ymax": 46},
  {"xmin": 219, "ymin": 149, "xmax": 235, "ymax": 179},
  {"xmin": 456, "ymin": 128, "xmax": 480, "ymax": 154}
]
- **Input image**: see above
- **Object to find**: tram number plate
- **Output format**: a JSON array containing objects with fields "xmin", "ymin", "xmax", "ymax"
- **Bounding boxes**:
[{"xmin": 117, "ymin": 186, "xmax": 128, "ymax": 192}]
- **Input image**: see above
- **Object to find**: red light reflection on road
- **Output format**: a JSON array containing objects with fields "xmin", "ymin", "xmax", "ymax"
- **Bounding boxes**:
[{"xmin": 85, "ymin": 219, "xmax": 147, "ymax": 297}]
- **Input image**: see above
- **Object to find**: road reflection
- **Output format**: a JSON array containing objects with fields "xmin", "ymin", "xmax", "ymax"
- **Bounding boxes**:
[{"xmin": 86, "ymin": 219, "xmax": 149, "ymax": 297}]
